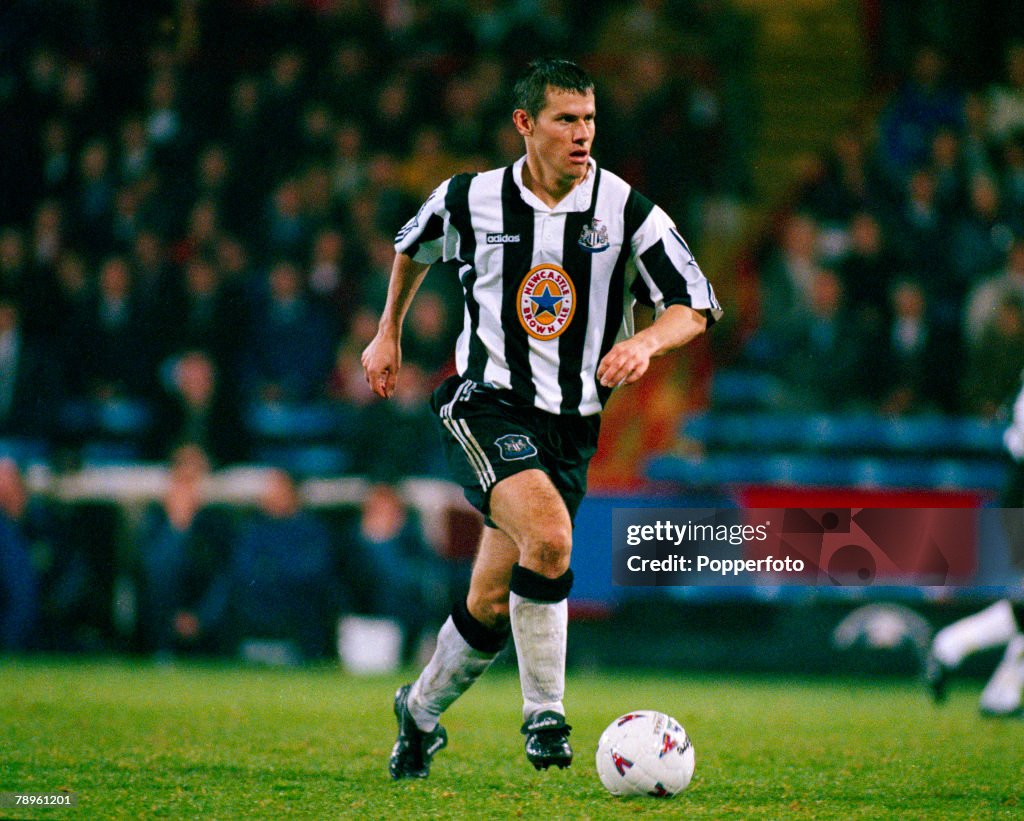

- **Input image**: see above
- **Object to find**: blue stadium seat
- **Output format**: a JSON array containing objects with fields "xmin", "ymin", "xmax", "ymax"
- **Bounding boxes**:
[
  {"xmin": 79, "ymin": 441, "xmax": 144, "ymax": 466},
  {"xmin": 97, "ymin": 398, "xmax": 154, "ymax": 436},
  {"xmin": 709, "ymin": 370, "xmax": 787, "ymax": 410},
  {"xmin": 246, "ymin": 402, "xmax": 355, "ymax": 441},
  {"xmin": 254, "ymin": 444, "xmax": 351, "ymax": 476},
  {"xmin": 0, "ymin": 437, "xmax": 50, "ymax": 465}
]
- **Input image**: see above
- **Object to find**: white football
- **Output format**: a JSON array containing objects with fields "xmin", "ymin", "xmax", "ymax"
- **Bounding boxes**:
[{"xmin": 595, "ymin": 711, "xmax": 695, "ymax": 798}]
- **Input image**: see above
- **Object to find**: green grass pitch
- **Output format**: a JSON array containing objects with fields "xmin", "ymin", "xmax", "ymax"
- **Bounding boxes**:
[{"xmin": 2, "ymin": 658, "xmax": 1022, "ymax": 819}]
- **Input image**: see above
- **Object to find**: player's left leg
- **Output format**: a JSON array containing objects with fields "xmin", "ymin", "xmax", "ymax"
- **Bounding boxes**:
[
  {"xmin": 406, "ymin": 526, "xmax": 517, "ymax": 730},
  {"xmin": 489, "ymin": 468, "xmax": 576, "ymax": 770}
]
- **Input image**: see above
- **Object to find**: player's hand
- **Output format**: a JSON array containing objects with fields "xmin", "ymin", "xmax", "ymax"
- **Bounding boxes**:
[
  {"xmin": 361, "ymin": 332, "xmax": 402, "ymax": 399},
  {"xmin": 597, "ymin": 337, "xmax": 654, "ymax": 388}
]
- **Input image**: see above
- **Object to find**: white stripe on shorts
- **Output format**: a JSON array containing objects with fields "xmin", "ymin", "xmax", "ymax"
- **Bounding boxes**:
[{"xmin": 440, "ymin": 380, "xmax": 496, "ymax": 490}]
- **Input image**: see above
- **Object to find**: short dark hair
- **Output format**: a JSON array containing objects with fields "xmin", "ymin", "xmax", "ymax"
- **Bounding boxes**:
[{"xmin": 512, "ymin": 58, "xmax": 594, "ymax": 119}]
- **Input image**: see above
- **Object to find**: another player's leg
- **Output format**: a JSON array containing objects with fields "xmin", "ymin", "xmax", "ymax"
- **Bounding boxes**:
[
  {"xmin": 925, "ymin": 599, "xmax": 1021, "ymax": 703},
  {"xmin": 389, "ymin": 527, "xmax": 515, "ymax": 779},
  {"xmin": 490, "ymin": 469, "xmax": 575, "ymax": 770},
  {"xmin": 979, "ymin": 633, "xmax": 1024, "ymax": 716}
]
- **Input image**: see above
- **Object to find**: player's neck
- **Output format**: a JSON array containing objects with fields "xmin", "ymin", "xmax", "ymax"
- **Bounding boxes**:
[{"xmin": 521, "ymin": 157, "xmax": 586, "ymax": 208}]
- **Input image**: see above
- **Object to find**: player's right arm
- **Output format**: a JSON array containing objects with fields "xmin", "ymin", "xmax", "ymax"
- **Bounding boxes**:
[{"xmin": 361, "ymin": 252, "xmax": 430, "ymax": 399}]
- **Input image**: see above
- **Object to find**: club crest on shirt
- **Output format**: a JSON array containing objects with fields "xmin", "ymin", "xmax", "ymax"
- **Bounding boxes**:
[
  {"xmin": 517, "ymin": 263, "xmax": 576, "ymax": 340},
  {"xmin": 495, "ymin": 433, "xmax": 537, "ymax": 461},
  {"xmin": 578, "ymin": 219, "xmax": 610, "ymax": 253}
]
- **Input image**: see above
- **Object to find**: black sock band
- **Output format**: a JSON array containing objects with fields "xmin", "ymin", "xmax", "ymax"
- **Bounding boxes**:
[
  {"xmin": 451, "ymin": 599, "xmax": 509, "ymax": 654},
  {"xmin": 509, "ymin": 563, "xmax": 574, "ymax": 602}
]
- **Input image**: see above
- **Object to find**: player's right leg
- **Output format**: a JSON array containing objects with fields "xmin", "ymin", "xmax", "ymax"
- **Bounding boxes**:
[
  {"xmin": 489, "ymin": 469, "xmax": 576, "ymax": 771},
  {"xmin": 925, "ymin": 599, "xmax": 1020, "ymax": 703},
  {"xmin": 389, "ymin": 527, "xmax": 515, "ymax": 779}
]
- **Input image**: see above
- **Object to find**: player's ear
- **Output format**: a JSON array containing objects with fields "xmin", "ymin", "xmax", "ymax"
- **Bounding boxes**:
[{"xmin": 513, "ymin": 108, "xmax": 533, "ymax": 137}]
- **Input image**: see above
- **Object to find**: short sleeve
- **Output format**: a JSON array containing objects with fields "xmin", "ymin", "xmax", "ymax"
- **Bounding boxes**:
[
  {"xmin": 395, "ymin": 179, "xmax": 450, "ymax": 264},
  {"xmin": 629, "ymin": 201, "xmax": 723, "ymax": 326}
]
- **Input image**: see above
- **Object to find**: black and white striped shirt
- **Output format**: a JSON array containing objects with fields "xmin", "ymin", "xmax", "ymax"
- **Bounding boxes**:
[{"xmin": 395, "ymin": 156, "xmax": 723, "ymax": 416}]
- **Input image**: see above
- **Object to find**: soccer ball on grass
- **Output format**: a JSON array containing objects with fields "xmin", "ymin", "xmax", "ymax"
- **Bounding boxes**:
[{"xmin": 595, "ymin": 711, "xmax": 695, "ymax": 798}]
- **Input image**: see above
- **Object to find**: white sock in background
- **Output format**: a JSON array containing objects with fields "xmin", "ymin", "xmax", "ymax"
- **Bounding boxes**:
[
  {"xmin": 979, "ymin": 634, "xmax": 1024, "ymax": 715},
  {"xmin": 932, "ymin": 599, "xmax": 1019, "ymax": 668},
  {"xmin": 407, "ymin": 616, "xmax": 501, "ymax": 732},
  {"xmin": 509, "ymin": 592, "xmax": 568, "ymax": 721}
]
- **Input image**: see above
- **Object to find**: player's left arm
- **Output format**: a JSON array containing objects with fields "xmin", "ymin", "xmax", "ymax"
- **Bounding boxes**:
[{"xmin": 597, "ymin": 304, "xmax": 708, "ymax": 388}]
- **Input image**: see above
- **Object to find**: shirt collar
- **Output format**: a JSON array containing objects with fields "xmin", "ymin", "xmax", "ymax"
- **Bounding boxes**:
[{"xmin": 512, "ymin": 155, "xmax": 597, "ymax": 213}]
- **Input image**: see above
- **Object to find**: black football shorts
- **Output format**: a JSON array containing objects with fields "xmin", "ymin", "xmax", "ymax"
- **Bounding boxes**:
[{"xmin": 431, "ymin": 375, "xmax": 601, "ymax": 526}]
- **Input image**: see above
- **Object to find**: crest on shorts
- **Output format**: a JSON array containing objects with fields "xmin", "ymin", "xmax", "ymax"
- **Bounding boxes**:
[
  {"xmin": 495, "ymin": 434, "xmax": 537, "ymax": 462},
  {"xmin": 517, "ymin": 263, "xmax": 576, "ymax": 340},
  {"xmin": 578, "ymin": 219, "xmax": 610, "ymax": 253}
]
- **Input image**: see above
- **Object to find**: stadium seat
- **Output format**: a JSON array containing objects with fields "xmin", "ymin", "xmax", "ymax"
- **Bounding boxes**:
[
  {"xmin": 709, "ymin": 370, "xmax": 787, "ymax": 411},
  {"xmin": 0, "ymin": 437, "xmax": 50, "ymax": 465},
  {"xmin": 254, "ymin": 444, "xmax": 351, "ymax": 476},
  {"xmin": 245, "ymin": 401, "xmax": 356, "ymax": 442}
]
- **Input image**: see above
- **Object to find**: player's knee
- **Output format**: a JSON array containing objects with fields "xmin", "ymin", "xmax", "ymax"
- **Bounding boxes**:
[
  {"xmin": 466, "ymin": 589, "xmax": 510, "ymax": 631},
  {"xmin": 524, "ymin": 527, "xmax": 573, "ymax": 578}
]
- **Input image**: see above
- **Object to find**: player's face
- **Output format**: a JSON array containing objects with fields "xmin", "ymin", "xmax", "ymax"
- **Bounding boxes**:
[{"xmin": 521, "ymin": 87, "xmax": 596, "ymax": 185}]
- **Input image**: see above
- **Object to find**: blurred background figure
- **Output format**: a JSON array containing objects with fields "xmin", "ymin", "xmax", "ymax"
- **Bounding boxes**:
[
  {"xmin": 0, "ymin": 458, "xmax": 39, "ymax": 651},
  {"xmin": 240, "ymin": 260, "xmax": 338, "ymax": 403},
  {"xmin": 134, "ymin": 446, "xmax": 231, "ymax": 658},
  {"xmin": 190, "ymin": 468, "xmax": 339, "ymax": 662},
  {"xmin": 147, "ymin": 349, "xmax": 249, "ymax": 466},
  {"xmin": 343, "ymin": 484, "xmax": 451, "ymax": 665},
  {"xmin": 0, "ymin": 296, "xmax": 60, "ymax": 440}
]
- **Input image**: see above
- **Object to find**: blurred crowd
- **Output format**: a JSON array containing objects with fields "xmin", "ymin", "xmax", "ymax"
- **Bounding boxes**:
[
  {"xmin": 0, "ymin": 0, "xmax": 752, "ymax": 656},
  {"xmin": 0, "ymin": 0, "xmax": 751, "ymax": 471},
  {"xmin": 1, "ymin": 449, "xmax": 456, "ymax": 659},
  {"xmin": 744, "ymin": 42, "xmax": 1024, "ymax": 419}
]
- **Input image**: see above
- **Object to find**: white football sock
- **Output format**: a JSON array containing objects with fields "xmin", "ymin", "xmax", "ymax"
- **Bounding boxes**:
[
  {"xmin": 932, "ymin": 599, "xmax": 1019, "ymax": 668},
  {"xmin": 407, "ymin": 616, "xmax": 499, "ymax": 732},
  {"xmin": 509, "ymin": 591, "xmax": 568, "ymax": 721},
  {"xmin": 979, "ymin": 634, "xmax": 1024, "ymax": 715}
]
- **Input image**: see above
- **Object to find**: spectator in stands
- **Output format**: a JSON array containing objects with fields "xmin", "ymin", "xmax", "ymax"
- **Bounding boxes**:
[
  {"xmin": 241, "ymin": 260, "xmax": 337, "ymax": 403},
  {"xmin": 64, "ymin": 255, "xmax": 154, "ymax": 402},
  {"xmin": 147, "ymin": 350, "xmax": 249, "ymax": 466},
  {"xmin": 963, "ymin": 294, "xmax": 1024, "ymax": 417},
  {"xmin": 402, "ymin": 289, "xmax": 457, "ymax": 379},
  {"xmin": 837, "ymin": 211, "xmax": 901, "ymax": 322},
  {"xmin": 1000, "ymin": 134, "xmax": 1024, "ymax": 222},
  {"xmin": 349, "ymin": 362, "xmax": 442, "ymax": 480},
  {"xmin": 263, "ymin": 177, "xmax": 313, "ymax": 263},
  {"xmin": 776, "ymin": 269, "xmax": 866, "ymax": 411},
  {"xmin": 950, "ymin": 174, "xmax": 1020, "ymax": 306},
  {"xmin": 73, "ymin": 138, "xmax": 116, "ymax": 260},
  {"xmin": 0, "ymin": 297, "xmax": 60, "ymax": 440},
  {"xmin": 135, "ymin": 446, "xmax": 232, "ymax": 657},
  {"xmin": 929, "ymin": 127, "xmax": 968, "ymax": 215},
  {"xmin": 963, "ymin": 236, "xmax": 1024, "ymax": 345},
  {"xmin": 758, "ymin": 212, "xmax": 822, "ymax": 336},
  {"xmin": 344, "ymin": 483, "xmax": 449, "ymax": 665},
  {"xmin": 38, "ymin": 118, "xmax": 74, "ymax": 200},
  {"xmin": 171, "ymin": 198, "xmax": 222, "ymax": 267},
  {"xmin": 892, "ymin": 168, "xmax": 952, "ymax": 307},
  {"xmin": 987, "ymin": 41, "xmax": 1024, "ymax": 148},
  {"xmin": 961, "ymin": 92, "xmax": 997, "ymax": 180},
  {"xmin": 158, "ymin": 255, "xmax": 235, "ymax": 368},
  {"xmin": 0, "ymin": 458, "xmax": 40, "ymax": 651},
  {"xmin": 191, "ymin": 468, "xmax": 338, "ymax": 661},
  {"xmin": 797, "ymin": 126, "xmax": 880, "ymax": 223},
  {"xmin": 329, "ymin": 121, "xmax": 369, "ymax": 207},
  {"xmin": 871, "ymin": 279, "xmax": 955, "ymax": 415},
  {"xmin": 876, "ymin": 45, "xmax": 964, "ymax": 189}
]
